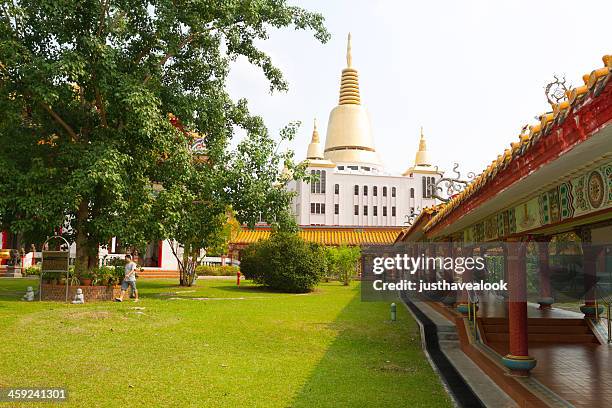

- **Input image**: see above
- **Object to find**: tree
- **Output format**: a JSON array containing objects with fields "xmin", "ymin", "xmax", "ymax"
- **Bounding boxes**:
[
  {"xmin": 326, "ymin": 245, "xmax": 361, "ymax": 286},
  {"xmin": 0, "ymin": 0, "xmax": 329, "ymax": 280}
]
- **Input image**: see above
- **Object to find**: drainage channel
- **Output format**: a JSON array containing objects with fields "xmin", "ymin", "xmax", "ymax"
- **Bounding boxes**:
[{"xmin": 401, "ymin": 295, "xmax": 486, "ymax": 408}]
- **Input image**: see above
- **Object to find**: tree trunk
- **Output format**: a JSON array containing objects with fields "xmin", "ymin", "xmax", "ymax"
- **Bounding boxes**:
[{"xmin": 74, "ymin": 200, "xmax": 90, "ymax": 274}]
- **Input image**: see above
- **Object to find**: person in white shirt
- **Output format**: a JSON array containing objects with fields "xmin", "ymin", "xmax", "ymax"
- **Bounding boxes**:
[{"xmin": 115, "ymin": 254, "xmax": 139, "ymax": 302}]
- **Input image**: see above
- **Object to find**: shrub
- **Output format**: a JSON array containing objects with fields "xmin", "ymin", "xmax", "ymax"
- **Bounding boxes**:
[
  {"xmin": 195, "ymin": 265, "xmax": 239, "ymax": 276},
  {"xmin": 326, "ymin": 245, "xmax": 361, "ymax": 286},
  {"xmin": 240, "ymin": 232, "xmax": 325, "ymax": 293},
  {"xmin": 24, "ymin": 265, "xmax": 41, "ymax": 276}
]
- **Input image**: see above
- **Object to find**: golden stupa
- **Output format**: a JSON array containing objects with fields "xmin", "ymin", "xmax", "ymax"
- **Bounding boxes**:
[
  {"xmin": 414, "ymin": 127, "xmax": 431, "ymax": 166},
  {"xmin": 323, "ymin": 33, "xmax": 381, "ymax": 166},
  {"xmin": 403, "ymin": 127, "xmax": 438, "ymax": 176},
  {"xmin": 306, "ymin": 118, "xmax": 324, "ymax": 160}
]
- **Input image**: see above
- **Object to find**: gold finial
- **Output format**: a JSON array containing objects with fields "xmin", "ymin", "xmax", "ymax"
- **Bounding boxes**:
[
  {"xmin": 346, "ymin": 32, "xmax": 352, "ymax": 68},
  {"xmin": 311, "ymin": 118, "xmax": 320, "ymax": 143},
  {"xmin": 420, "ymin": 126, "xmax": 424, "ymax": 139}
]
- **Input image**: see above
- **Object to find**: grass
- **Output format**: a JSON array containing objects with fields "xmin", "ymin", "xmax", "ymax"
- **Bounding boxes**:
[{"xmin": 0, "ymin": 278, "xmax": 451, "ymax": 408}]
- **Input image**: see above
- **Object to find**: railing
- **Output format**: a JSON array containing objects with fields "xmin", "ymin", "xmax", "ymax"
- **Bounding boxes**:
[
  {"xmin": 466, "ymin": 289, "xmax": 480, "ymax": 341},
  {"xmin": 594, "ymin": 284, "xmax": 612, "ymax": 344}
]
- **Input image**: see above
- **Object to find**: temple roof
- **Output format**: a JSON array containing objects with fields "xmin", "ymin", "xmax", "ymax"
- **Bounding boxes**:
[
  {"xmin": 232, "ymin": 226, "xmax": 401, "ymax": 246},
  {"xmin": 423, "ymin": 54, "xmax": 612, "ymax": 234}
]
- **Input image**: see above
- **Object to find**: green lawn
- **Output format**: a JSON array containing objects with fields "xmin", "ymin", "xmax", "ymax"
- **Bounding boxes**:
[{"xmin": 0, "ymin": 278, "xmax": 451, "ymax": 408}]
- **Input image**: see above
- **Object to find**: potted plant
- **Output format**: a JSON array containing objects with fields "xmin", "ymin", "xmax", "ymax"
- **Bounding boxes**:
[{"xmin": 79, "ymin": 271, "xmax": 93, "ymax": 286}]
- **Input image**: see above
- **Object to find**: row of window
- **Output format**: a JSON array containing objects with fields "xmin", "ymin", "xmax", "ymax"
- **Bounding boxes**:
[
  {"xmin": 310, "ymin": 203, "xmax": 397, "ymax": 217},
  {"xmin": 311, "ymin": 175, "xmax": 434, "ymax": 199},
  {"xmin": 337, "ymin": 165, "xmax": 371, "ymax": 172},
  {"xmin": 354, "ymin": 205, "xmax": 396, "ymax": 216},
  {"xmin": 351, "ymin": 185, "xmax": 401, "ymax": 197}
]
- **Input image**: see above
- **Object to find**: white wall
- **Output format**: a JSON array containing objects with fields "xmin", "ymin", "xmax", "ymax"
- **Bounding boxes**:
[{"xmin": 292, "ymin": 165, "xmax": 439, "ymax": 227}]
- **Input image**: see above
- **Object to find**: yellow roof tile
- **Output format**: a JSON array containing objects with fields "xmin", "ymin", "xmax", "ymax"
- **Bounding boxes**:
[{"xmin": 231, "ymin": 228, "xmax": 401, "ymax": 246}]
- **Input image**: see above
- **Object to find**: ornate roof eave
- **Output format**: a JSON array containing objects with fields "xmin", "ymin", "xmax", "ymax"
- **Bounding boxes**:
[{"xmin": 423, "ymin": 54, "xmax": 611, "ymax": 235}]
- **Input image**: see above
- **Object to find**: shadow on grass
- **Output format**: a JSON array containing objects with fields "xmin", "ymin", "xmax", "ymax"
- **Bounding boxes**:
[{"xmin": 290, "ymin": 287, "xmax": 451, "ymax": 408}]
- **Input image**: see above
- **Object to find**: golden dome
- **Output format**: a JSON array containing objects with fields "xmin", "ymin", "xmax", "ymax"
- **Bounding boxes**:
[
  {"xmin": 323, "ymin": 33, "xmax": 381, "ymax": 166},
  {"xmin": 306, "ymin": 118, "xmax": 324, "ymax": 160}
]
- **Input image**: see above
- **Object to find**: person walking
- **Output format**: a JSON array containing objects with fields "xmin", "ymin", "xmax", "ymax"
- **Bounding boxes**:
[{"xmin": 115, "ymin": 254, "xmax": 138, "ymax": 302}]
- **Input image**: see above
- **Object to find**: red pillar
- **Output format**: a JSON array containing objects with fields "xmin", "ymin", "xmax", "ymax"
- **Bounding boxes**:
[
  {"xmin": 537, "ymin": 240, "xmax": 553, "ymax": 309},
  {"xmin": 502, "ymin": 240, "xmax": 536, "ymax": 376}
]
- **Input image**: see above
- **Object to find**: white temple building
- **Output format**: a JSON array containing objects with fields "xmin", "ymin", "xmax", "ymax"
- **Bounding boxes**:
[{"xmin": 288, "ymin": 34, "xmax": 441, "ymax": 227}]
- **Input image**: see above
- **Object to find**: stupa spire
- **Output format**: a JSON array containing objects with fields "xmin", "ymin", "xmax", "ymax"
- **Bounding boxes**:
[
  {"xmin": 306, "ymin": 118, "xmax": 324, "ymax": 160},
  {"xmin": 338, "ymin": 33, "xmax": 360, "ymax": 105},
  {"xmin": 415, "ymin": 127, "xmax": 431, "ymax": 166},
  {"xmin": 311, "ymin": 118, "xmax": 320, "ymax": 143},
  {"xmin": 346, "ymin": 32, "xmax": 352, "ymax": 68}
]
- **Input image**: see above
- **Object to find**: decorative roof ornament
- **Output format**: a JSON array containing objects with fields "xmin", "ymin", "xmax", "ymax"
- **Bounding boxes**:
[
  {"xmin": 544, "ymin": 75, "xmax": 570, "ymax": 105},
  {"xmin": 405, "ymin": 207, "xmax": 421, "ymax": 226},
  {"xmin": 430, "ymin": 163, "xmax": 476, "ymax": 203}
]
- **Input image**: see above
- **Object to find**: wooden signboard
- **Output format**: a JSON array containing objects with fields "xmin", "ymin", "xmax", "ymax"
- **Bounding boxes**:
[{"xmin": 42, "ymin": 251, "xmax": 69, "ymax": 273}]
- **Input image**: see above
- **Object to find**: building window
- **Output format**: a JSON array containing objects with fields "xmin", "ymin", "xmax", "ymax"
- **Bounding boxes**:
[
  {"xmin": 383, "ymin": 206, "xmax": 387, "ymax": 216},
  {"xmin": 354, "ymin": 185, "xmax": 359, "ymax": 195},
  {"xmin": 348, "ymin": 165, "xmax": 358, "ymax": 170},
  {"xmin": 337, "ymin": 165, "xmax": 344, "ymax": 170},
  {"xmin": 383, "ymin": 186, "xmax": 387, "ymax": 197},
  {"xmin": 373, "ymin": 186, "xmax": 378, "ymax": 196},
  {"xmin": 354, "ymin": 205, "xmax": 359, "ymax": 215},
  {"xmin": 392, "ymin": 206, "xmax": 396, "ymax": 217},
  {"xmin": 391, "ymin": 187, "xmax": 396, "ymax": 197},
  {"xmin": 321, "ymin": 171, "xmax": 326, "ymax": 193},
  {"xmin": 334, "ymin": 204, "xmax": 339, "ymax": 215},
  {"xmin": 410, "ymin": 188, "xmax": 414, "ymax": 198},
  {"xmin": 311, "ymin": 170, "xmax": 326, "ymax": 194},
  {"xmin": 363, "ymin": 206, "xmax": 368, "ymax": 216},
  {"xmin": 334, "ymin": 184, "xmax": 339, "ymax": 194},
  {"xmin": 311, "ymin": 203, "xmax": 325, "ymax": 214},
  {"xmin": 423, "ymin": 176, "xmax": 436, "ymax": 198},
  {"xmin": 363, "ymin": 185, "xmax": 368, "ymax": 196},
  {"xmin": 311, "ymin": 170, "xmax": 316, "ymax": 193},
  {"xmin": 362, "ymin": 166, "xmax": 371, "ymax": 171},
  {"xmin": 373, "ymin": 206, "xmax": 378, "ymax": 216}
]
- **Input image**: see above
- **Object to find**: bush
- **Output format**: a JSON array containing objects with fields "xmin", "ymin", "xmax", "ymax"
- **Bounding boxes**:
[
  {"xmin": 195, "ymin": 265, "xmax": 239, "ymax": 276},
  {"xmin": 24, "ymin": 265, "xmax": 41, "ymax": 276},
  {"xmin": 240, "ymin": 232, "xmax": 326, "ymax": 293}
]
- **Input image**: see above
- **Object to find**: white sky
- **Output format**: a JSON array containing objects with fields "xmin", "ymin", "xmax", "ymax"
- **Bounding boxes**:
[{"xmin": 226, "ymin": 0, "xmax": 611, "ymax": 176}]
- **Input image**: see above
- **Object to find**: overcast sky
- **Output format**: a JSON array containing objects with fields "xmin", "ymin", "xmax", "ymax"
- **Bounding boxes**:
[{"xmin": 226, "ymin": 0, "xmax": 611, "ymax": 176}]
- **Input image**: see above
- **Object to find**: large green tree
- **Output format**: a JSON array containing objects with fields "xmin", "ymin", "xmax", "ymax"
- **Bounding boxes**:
[{"xmin": 0, "ymin": 0, "xmax": 328, "ymax": 279}]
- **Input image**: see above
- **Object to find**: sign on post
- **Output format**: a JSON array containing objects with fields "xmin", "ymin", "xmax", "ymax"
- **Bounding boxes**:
[{"xmin": 40, "ymin": 237, "xmax": 71, "ymax": 302}]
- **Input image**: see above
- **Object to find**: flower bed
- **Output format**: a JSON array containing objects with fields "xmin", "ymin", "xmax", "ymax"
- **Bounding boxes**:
[{"xmin": 40, "ymin": 284, "xmax": 122, "ymax": 301}]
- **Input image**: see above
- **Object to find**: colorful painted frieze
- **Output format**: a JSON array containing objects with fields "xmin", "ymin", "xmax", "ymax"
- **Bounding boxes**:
[{"xmin": 515, "ymin": 197, "xmax": 541, "ymax": 233}]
